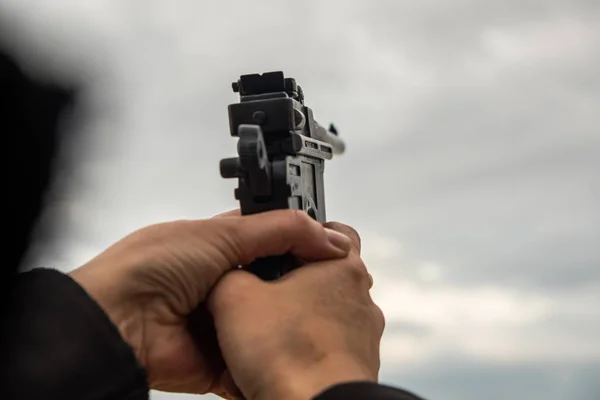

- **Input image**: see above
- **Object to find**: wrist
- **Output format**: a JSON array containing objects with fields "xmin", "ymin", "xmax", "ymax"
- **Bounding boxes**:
[
  {"xmin": 258, "ymin": 354, "xmax": 376, "ymax": 400},
  {"xmin": 69, "ymin": 263, "xmax": 148, "ymax": 369}
]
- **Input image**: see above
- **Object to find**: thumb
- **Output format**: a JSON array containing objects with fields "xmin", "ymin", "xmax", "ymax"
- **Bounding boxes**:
[{"xmin": 208, "ymin": 209, "xmax": 352, "ymax": 267}]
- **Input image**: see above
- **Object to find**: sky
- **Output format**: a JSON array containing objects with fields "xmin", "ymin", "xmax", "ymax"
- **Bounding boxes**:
[{"xmin": 1, "ymin": 1, "xmax": 599, "ymax": 399}]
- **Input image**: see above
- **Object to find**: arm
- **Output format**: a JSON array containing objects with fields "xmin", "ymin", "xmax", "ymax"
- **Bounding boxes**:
[
  {"xmin": 1, "ymin": 209, "xmax": 351, "ymax": 399},
  {"xmin": 2, "ymin": 268, "xmax": 422, "ymax": 400},
  {"xmin": 1, "ymin": 269, "xmax": 148, "ymax": 400},
  {"xmin": 316, "ymin": 382, "xmax": 426, "ymax": 400}
]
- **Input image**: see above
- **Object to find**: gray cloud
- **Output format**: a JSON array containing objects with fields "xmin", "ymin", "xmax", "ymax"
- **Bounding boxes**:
[
  {"xmin": 381, "ymin": 360, "xmax": 600, "ymax": 400},
  {"xmin": 2, "ymin": 0, "xmax": 599, "ymax": 399}
]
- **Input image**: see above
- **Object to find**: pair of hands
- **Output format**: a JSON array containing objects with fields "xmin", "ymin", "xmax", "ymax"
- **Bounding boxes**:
[{"xmin": 70, "ymin": 209, "xmax": 385, "ymax": 400}]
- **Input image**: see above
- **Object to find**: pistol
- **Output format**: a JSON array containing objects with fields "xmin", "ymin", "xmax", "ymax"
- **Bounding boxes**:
[{"xmin": 220, "ymin": 71, "xmax": 345, "ymax": 280}]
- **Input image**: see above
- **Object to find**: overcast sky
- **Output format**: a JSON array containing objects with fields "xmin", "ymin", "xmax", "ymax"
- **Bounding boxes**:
[{"xmin": 1, "ymin": 1, "xmax": 599, "ymax": 399}]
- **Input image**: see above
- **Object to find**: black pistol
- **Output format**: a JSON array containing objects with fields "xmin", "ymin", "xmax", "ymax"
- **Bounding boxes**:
[{"xmin": 220, "ymin": 71, "xmax": 345, "ymax": 281}]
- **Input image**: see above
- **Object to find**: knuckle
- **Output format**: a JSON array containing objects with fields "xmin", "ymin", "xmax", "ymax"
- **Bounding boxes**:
[
  {"xmin": 211, "ymin": 217, "xmax": 235, "ymax": 237},
  {"xmin": 213, "ymin": 220, "xmax": 246, "ymax": 260},
  {"xmin": 285, "ymin": 209, "xmax": 314, "ymax": 232},
  {"xmin": 345, "ymin": 225, "xmax": 361, "ymax": 248},
  {"xmin": 372, "ymin": 303, "xmax": 386, "ymax": 333},
  {"xmin": 324, "ymin": 222, "xmax": 361, "ymax": 251},
  {"xmin": 343, "ymin": 257, "xmax": 370, "ymax": 284},
  {"xmin": 211, "ymin": 271, "xmax": 245, "ymax": 308}
]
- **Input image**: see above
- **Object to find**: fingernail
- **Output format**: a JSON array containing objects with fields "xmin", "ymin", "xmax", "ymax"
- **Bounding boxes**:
[{"xmin": 325, "ymin": 228, "xmax": 352, "ymax": 252}]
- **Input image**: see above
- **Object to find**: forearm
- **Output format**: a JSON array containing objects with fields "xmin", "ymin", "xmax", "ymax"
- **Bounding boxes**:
[
  {"xmin": 315, "ymin": 381, "xmax": 426, "ymax": 400},
  {"xmin": 255, "ymin": 353, "xmax": 425, "ymax": 400},
  {"xmin": 1, "ymin": 268, "xmax": 148, "ymax": 400}
]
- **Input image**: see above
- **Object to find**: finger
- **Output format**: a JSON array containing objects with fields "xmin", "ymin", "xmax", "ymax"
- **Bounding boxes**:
[
  {"xmin": 282, "ymin": 250, "xmax": 371, "ymax": 292},
  {"xmin": 220, "ymin": 370, "xmax": 244, "ymax": 400},
  {"xmin": 323, "ymin": 221, "xmax": 361, "ymax": 254},
  {"xmin": 372, "ymin": 303, "xmax": 386, "ymax": 336},
  {"xmin": 212, "ymin": 209, "xmax": 241, "ymax": 219},
  {"xmin": 211, "ymin": 209, "xmax": 352, "ymax": 267},
  {"xmin": 210, "ymin": 369, "xmax": 244, "ymax": 400},
  {"xmin": 207, "ymin": 269, "xmax": 264, "ymax": 316}
]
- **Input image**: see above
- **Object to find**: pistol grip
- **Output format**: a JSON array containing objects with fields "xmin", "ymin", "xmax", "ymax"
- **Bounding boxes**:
[{"xmin": 246, "ymin": 254, "xmax": 301, "ymax": 281}]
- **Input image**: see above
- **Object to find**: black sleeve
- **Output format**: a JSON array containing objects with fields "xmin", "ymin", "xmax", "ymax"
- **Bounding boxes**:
[
  {"xmin": 314, "ymin": 381, "xmax": 426, "ymax": 400},
  {"xmin": 0, "ymin": 268, "xmax": 149, "ymax": 400}
]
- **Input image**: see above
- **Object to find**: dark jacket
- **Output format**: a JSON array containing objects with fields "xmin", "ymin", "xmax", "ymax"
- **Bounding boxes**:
[{"xmin": 0, "ymin": 48, "xmax": 423, "ymax": 400}]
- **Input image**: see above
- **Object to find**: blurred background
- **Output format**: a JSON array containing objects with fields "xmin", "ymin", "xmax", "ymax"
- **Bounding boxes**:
[{"xmin": 1, "ymin": 1, "xmax": 599, "ymax": 399}]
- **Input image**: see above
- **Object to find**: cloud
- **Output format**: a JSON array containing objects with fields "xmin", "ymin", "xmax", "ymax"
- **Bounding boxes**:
[
  {"xmin": 376, "ymin": 280, "xmax": 600, "ymax": 365},
  {"xmin": 481, "ymin": 17, "xmax": 598, "ymax": 66},
  {"xmin": 2, "ymin": 0, "xmax": 598, "ymax": 399},
  {"xmin": 362, "ymin": 230, "xmax": 600, "ymax": 373},
  {"xmin": 381, "ymin": 359, "xmax": 600, "ymax": 400}
]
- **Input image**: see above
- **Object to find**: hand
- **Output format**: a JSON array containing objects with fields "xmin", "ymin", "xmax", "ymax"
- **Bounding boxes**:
[
  {"xmin": 69, "ymin": 210, "xmax": 353, "ymax": 397},
  {"xmin": 208, "ymin": 222, "xmax": 385, "ymax": 400}
]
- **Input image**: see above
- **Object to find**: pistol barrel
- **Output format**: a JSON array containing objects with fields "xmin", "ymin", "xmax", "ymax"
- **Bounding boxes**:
[{"xmin": 313, "ymin": 122, "xmax": 345, "ymax": 155}]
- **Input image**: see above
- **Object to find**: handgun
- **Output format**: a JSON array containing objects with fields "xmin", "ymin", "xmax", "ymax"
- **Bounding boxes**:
[{"xmin": 220, "ymin": 71, "xmax": 345, "ymax": 280}]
